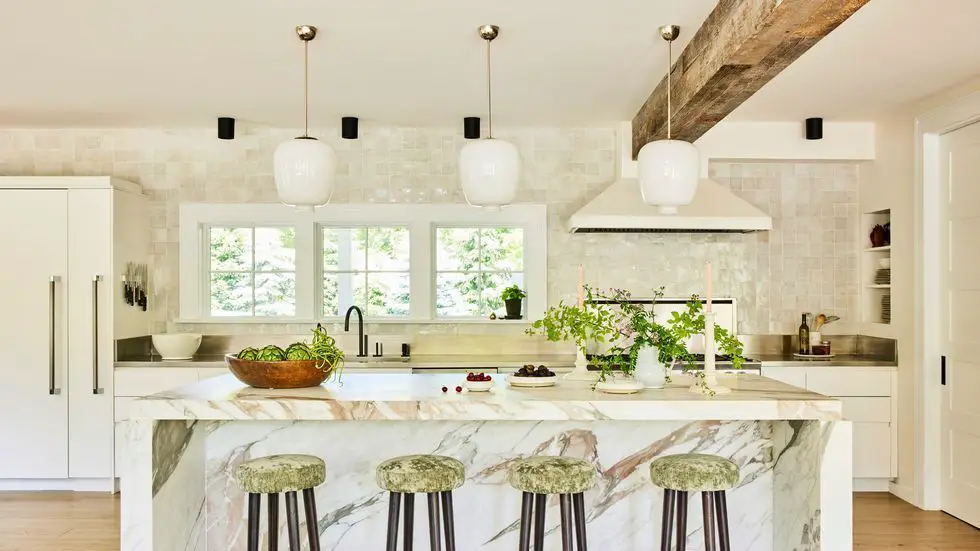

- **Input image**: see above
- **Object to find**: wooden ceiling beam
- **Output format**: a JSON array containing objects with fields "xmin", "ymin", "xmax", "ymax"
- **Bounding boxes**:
[{"xmin": 631, "ymin": 0, "xmax": 870, "ymax": 158}]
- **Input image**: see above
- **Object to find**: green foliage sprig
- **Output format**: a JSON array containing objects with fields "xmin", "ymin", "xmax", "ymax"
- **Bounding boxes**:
[
  {"xmin": 310, "ymin": 323, "xmax": 345, "ymax": 380},
  {"xmin": 666, "ymin": 295, "xmax": 745, "ymax": 370},
  {"xmin": 526, "ymin": 286, "xmax": 616, "ymax": 356},
  {"xmin": 501, "ymin": 285, "xmax": 527, "ymax": 302}
]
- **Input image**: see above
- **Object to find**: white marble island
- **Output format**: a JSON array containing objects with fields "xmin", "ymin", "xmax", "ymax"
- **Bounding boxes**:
[{"xmin": 121, "ymin": 373, "xmax": 851, "ymax": 551}]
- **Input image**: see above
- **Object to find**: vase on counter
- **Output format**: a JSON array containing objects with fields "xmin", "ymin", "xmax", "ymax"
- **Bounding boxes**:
[{"xmin": 633, "ymin": 345, "xmax": 667, "ymax": 389}]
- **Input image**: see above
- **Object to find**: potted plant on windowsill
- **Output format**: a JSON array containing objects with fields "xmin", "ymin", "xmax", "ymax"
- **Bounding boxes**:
[{"xmin": 501, "ymin": 284, "xmax": 527, "ymax": 320}]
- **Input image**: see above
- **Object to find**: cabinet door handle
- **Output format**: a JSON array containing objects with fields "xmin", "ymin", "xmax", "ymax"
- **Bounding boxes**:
[
  {"xmin": 49, "ymin": 276, "xmax": 61, "ymax": 395},
  {"xmin": 92, "ymin": 275, "xmax": 104, "ymax": 395}
]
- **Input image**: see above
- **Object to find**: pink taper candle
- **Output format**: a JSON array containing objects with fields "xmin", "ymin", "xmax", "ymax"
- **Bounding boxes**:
[
  {"xmin": 705, "ymin": 260, "xmax": 713, "ymax": 313},
  {"xmin": 577, "ymin": 265, "xmax": 585, "ymax": 306}
]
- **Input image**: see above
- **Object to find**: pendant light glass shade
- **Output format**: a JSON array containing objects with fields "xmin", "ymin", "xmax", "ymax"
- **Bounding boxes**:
[
  {"xmin": 274, "ymin": 25, "xmax": 336, "ymax": 210},
  {"xmin": 638, "ymin": 139, "xmax": 699, "ymax": 214},
  {"xmin": 274, "ymin": 137, "xmax": 337, "ymax": 211},
  {"xmin": 638, "ymin": 25, "xmax": 698, "ymax": 211},
  {"xmin": 460, "ymin": 24, "xmax": 520, "ymax": 209},
  {"xmin": 460, "ymin": 138, "xmax": 521, "ymax": 209}
]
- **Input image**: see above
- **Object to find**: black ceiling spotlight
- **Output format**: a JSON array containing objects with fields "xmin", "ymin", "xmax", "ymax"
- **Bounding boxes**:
[
  {"xmin": 805, "ymin": 117, "xmax": 823, "ymax": 140},
  {"xmin": 217, "ymin": 117, "xmax": 235, "ymax": 140},
  {"xmin": 341, "ymin": 116, "xmax": 358, "ymax": 140},
  {"xmin": 463, "ymin": 116, "xmax": 481, "ymax": 139}
]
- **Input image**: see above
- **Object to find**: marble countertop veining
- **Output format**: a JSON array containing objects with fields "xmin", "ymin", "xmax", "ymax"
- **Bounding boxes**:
[{"xmin": 131, "ymin": 372, "xmax": 842, "ymax": 422}]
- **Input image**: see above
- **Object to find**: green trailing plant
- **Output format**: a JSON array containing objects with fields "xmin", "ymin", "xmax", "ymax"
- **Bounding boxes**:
[
  {"xmin": 310, "ymin": 323, "xmax": 345, "ymax": 380},
  {"xmin": 501, "ymin": 285, "xmax": 527, "ymax": 302},
  {"xmin": 526, "ymin": 286, "xmax": 616, "ymax": 358},
  {"xmin": 665, "ymin": 295, "xmax": 745, "ymax": 370}
]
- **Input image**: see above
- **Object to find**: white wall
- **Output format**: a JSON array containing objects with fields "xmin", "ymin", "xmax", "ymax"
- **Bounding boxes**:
[
  {"xmin": 863, "ymin": 74, "xmax": 980, "ymax": 505},
  {"xmin": 0, "ymin": 125, "xmax": 865, "ymax": 337}
]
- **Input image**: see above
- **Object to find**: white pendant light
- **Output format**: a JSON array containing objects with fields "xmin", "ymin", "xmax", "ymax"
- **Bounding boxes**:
[
  {"xmin": 637, "ymin": 25, "xmax": 699, "ymax": 214},
  {"xmin": 459, "ymin": 24, "xmax": 521, "ymax": 210},
  {"xmin": 274, "ymin": 25, "xmax": 337, "ymax": 211}
]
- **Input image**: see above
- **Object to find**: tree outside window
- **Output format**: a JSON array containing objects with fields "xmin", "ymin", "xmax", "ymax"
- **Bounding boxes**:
[
  {"xmin": 435, "ymin": 227, "xmax": 524, "ymax": 317},
  {"xmin": 209, "ymin": 227, "xmax": 296, "ymax": 316},
  {"xmin": 322, "ymin": 227, "xmax": 410, "ymax": 317}
]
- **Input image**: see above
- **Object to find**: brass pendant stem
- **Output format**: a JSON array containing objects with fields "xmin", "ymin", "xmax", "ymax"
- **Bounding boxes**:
[
  {"xmin": 304, "ymin": 38, "xmax": 310, "ymax": 138},
  {"xmin": 486, "ymin": 38, "xmax": 493, "ymax": 139},
  {"xmin": 667, "ymin": 38, "xmax": 671, "ymax": 140}
]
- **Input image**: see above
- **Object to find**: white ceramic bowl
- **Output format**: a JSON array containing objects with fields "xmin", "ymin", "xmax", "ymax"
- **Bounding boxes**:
[
  {"xmin": 463, "ymin": 379, "xmax": 494, "ymax": 392},
  {"xmin": 878, "ymin": 258, "xmax": 891, "ymax": 269},
  {"xmin": 152, "ymin": 334, "xmax": 202, "ymax": 360}
]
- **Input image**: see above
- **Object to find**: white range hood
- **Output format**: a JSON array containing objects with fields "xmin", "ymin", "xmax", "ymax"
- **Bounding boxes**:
[{"xmin": 566, "ymin": 123, "xmax": 772, "ymax": 234}]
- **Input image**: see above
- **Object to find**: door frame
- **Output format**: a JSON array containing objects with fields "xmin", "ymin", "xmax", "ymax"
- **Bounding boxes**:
[{"xmin": 915, "ymin": 89, "xmax": 980, "ymax": 510}]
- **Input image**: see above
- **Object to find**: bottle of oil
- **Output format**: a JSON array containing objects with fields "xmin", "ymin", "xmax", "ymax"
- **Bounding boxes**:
[{"xmin": 798, "ymin": 314, "xmax": 811, "ymax": 355}]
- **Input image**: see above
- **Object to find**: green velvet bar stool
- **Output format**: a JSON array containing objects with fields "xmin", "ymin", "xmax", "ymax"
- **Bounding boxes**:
[
  {"xmin": 233, "ymin": 454, "xmax": 326, "ymax": 551},
  {"xmin": 649, "ymin": 453, "xmax": 740, "ymax": 551},
  {"xmin": 377, "ymin": 454, "xmax": 466, "ymax": 551},
  {"xmin": 508, "ymin": 456, "xmax": 596, "ymax": 551}
]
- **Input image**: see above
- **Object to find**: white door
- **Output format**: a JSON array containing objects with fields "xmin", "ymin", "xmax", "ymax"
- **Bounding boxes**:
[
  {"xmin": 940, "ymin": 121, "xmax": 980, "ymax": 527},
  {"xmin": 0, "ymin": 190, "xmax": 70, "ymax": 478},
  {"xmin": 67, "ymin": 189, "xmax": 115, "ymax": 478}
]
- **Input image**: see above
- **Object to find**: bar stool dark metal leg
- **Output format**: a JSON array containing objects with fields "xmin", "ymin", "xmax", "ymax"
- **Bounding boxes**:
[
  {"xmin": 427, "ymin": 493, "xmax": 442, "ymax": 551},
  {"xmin": 303, "ymin": 488, "xmax": 321, "ymax": 551},
  {"xmin": 713, "ymin": 491, "xmax": 731, "ymax": 551},
  {"xmin": 701, "ymin": 492, "xmax": 716, "ymax": 551},
  {"xmin": 385, "ymin": 492, "xmax": 402, "ymax": 551},
  {"xmin": 660, "ymin": 490, "xmax": 675, "ymax": 551},
  {"xmin": 533, "ymin": 494, "xmax": 546, "ymax": 551},
  {"xmin": 285, "ymin": 491, "xmax": 301, "ymax": 551},
  {"xmin": 404, "ymin": 493, "xmax": 415, "ymax": 551},
  {"xmin": 247, "ymin": 493, "xmax": 261, "ymax": 551},
  {"xmin": 518, "ymin": 492, "xmax": 534, "ymax": 551},
  {"xmin": 440, "ymin": 491, "xmax": 457, "ymax": 551},
  {"xmin": 675, "ymin": 492, "xmax": 688, "ymax": 551},
  {"xmin": 572, "ymin": 493, "xmax": 588, "ymax": 551},
  {"xmin": 267, "ymin": 493, "xmax": 279, "ymax": 551},
  {"xmin": 559, "ymin": 494, "xmax": 573, "ymax": 551}
]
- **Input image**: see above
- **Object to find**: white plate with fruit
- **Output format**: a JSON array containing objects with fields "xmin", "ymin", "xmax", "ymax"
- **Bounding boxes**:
[
  {"xmin": 463, "ymin": 372, "xmax": 495, "ymax": 392},
  {"xmin": 507, "ymin": 365, "xmax": 558, "ymax": 387}
]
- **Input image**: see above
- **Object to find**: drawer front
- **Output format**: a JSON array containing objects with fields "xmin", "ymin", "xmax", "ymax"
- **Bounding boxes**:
[
  {"xmin": 805, "ymin": 369, "xmax": 892, "ymax": 397},
  {"xmin": 114, "ymin": 368, "xmax": 200, "ymax": 397},
  {"xmin": 761, "ymin": 367, "xmax": 807, "ymax": 389},
  {"xmin": 839, "ymin": 397, "xmax": 891, "ymax": 423},
  {"xmin": 853, "ymin": 421, "xmax": 891, "ymax": 478}
]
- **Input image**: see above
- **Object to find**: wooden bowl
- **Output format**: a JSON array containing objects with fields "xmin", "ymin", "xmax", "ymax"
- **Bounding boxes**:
[{"xmin": 225, "ymin": 355, "xmax": 335, "ymax": 389}]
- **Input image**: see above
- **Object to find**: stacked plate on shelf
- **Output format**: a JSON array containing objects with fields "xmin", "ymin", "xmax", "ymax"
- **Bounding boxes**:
[
  {"xmin": 881, "ymin": 293, "xmax": 891, "ymax": 323},
  {"xmin": 874, "ymin": 268, "xmax": 891, "ymax": 285}
]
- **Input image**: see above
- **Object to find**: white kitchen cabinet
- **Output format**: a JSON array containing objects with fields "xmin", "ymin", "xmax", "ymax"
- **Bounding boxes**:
[
  {"xmin": 761, "ymin": 364, "xmax": 897, "ymax": 487},
  {"xmin": 0, "ymin": 177, "xmax": 148, "ymax": 487},
  {"xmin": 759, "ymin": 367, "xmax": 806, "ymax": 389}
]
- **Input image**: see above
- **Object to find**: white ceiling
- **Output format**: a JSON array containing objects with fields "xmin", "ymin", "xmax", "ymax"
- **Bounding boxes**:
[
  {"xmin": 0, "ymin": 0, "xmax": 717, "ymax": 128},
  {"xmin": 730, "ymin": 0, "xmax": 980, "ymax": 121}
]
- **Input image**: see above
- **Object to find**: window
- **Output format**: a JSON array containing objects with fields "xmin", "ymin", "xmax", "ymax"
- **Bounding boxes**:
[
  {"xmin": 208, "ymin": 226, "xmax": 296, "ymax": 316},
  {"xmin": 322, "ymin": 227, "xmax": 410, "ymax": 317},
  {"xmin": 435, "ymin": 227, "xmax": 524, "ymax": 317},
  {"xmin": 180, "ymin": 203, "xmax": 546, "ymax": 322}
]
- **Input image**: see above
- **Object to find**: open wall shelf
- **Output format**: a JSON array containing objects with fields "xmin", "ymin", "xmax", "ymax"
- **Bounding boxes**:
[{"xmin": 861, "ymin": 209, "xmax": 891, "ymax": 325}]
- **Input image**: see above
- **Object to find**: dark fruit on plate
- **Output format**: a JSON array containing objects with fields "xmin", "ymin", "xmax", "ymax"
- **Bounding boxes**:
[
  {"xmin": 466, "ymin": 372, "xmax": 492, "ymax": 382},
  {"xmin": 516, "ymin": 364, "xmax": 555, "ymax": 377}
]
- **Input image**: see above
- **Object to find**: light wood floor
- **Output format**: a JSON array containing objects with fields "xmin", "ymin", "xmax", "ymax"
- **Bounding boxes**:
[{"xmin": 0, "ymin": 492, "xmax": 977, "ymax": 550}]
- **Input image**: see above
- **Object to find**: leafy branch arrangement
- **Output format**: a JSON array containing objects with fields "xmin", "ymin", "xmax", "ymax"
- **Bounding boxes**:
[{"xmin": 526, "ymin": 286, "xmax": 616, "ymax": 357}]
